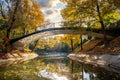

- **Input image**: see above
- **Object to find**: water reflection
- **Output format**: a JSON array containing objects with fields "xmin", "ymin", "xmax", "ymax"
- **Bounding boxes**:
[
  {"xmin": 38, "ymin": 69, "xmax": 68, "ymax": 80},
  {"xmin": 0, "ymin": 56, "xmax": 120, "ymax": 80}
]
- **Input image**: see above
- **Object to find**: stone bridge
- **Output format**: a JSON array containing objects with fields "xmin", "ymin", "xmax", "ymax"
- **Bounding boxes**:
[
  {"xmin": 10, "ymin": 20, "xmax": 120, "ymax": 50},
  {"xmin": 10, "ymin": 26, "xmax": 113, "ymax": 50}
]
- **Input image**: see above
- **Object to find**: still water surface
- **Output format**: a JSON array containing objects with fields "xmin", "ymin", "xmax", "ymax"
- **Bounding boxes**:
[{"xmin": 0, "ymin": 53, "xmax": 120, "ymax": 80}]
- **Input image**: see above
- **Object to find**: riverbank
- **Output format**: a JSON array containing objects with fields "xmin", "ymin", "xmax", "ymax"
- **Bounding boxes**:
[
  {"xmin": 0, "ymin": 53, "xmax": 38, "ymax": 67},
  {"xmin": 68, "ymin": 54, "xmax": 120, "ymax": 73},
  {"xmin": 68, "ymin": 36, "xmax": 120, "ymax": 73},
  {"xmin": 74, "ymin": 36, "xmax": 120, "ymax": 54}
]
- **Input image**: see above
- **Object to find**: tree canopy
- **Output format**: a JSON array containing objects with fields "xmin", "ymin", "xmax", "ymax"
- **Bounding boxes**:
[
  {"xmin": 61, "ymin": 0, "xmax": 120, "ymax": 48},
  {"xmin": 61, "ymin": 0, "xmax": 120, "ymax": 28},
  {"xmin": 0, "ymin": 0, "xmax": 44, "ymax": 53}
]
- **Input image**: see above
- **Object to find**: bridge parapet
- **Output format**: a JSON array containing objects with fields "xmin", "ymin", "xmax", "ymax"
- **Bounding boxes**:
[{"xmin": 37, "ymin": 20, "xmax": 87, "ymax": 31}]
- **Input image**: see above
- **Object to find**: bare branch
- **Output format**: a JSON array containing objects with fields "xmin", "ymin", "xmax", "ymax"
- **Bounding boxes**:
[
  {"xmin": 6, "ymin": 0, "xmax": 21, "ymax": 38},
  {"xmin": 0, "ymin": 3, "xmax": 6, "ymax": 19},
  {"xmin": 5, "ymin": 0, "xmax": 11, "ymax": 13}
]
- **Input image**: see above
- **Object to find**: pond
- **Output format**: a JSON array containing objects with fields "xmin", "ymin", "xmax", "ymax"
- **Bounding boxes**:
[{"xmin": 0, "ymin": 53, "xmax": 120, "ymax": 80}]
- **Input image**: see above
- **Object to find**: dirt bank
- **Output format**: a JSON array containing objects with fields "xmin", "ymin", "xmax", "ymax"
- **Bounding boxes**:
[
  {"xmin": 68, "ymin": 54, "xmax": 120, "ymax": 73},
  {"xmin": 74, "ymin": 36, "xmax": 120, "ymax": 54}
]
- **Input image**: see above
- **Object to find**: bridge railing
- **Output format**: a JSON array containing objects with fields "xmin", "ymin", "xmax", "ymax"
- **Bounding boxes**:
[
  {"xmin": 38, "ymin": 22, "xmax": 63, "ymax": 30},
  {"xmin": 37, "ymin": 20, "xmax": 87, "ymax": 31}
]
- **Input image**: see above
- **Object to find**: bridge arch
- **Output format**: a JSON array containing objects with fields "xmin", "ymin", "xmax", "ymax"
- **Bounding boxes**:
[{"xmin": 10, "ymin": 27, "xmax": 113, "ymax": 51}]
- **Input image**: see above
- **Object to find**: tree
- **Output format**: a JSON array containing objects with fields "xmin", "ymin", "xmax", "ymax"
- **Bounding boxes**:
[
  {"xmin": 58, "ymin": 34, "xmax": 81, "ymax": 51},
  {"xmin": 16, "ymin": 0, "xmax": 44, "ymax": 35},
  {"xmin": 61, "ymin": 0, "xmax": 120, "ymax": 48},
  {"xmin": 28, "ymin": 34, "xmax": 81, "ymax": 52},
  {"xmin": 0, "ymin": 0, "xmax": 44, "ymax": 53}
]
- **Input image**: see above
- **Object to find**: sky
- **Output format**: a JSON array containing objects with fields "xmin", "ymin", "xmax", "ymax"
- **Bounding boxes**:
[{"xmin": 37, "ymin": 0, "xmax": 65, "ymax": 23}]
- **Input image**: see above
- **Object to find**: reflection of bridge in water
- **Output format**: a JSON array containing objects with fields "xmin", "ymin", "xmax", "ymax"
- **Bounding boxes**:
[{"xmin": 10, "ymin": 20, "xmax": 119, "ymax": 50}]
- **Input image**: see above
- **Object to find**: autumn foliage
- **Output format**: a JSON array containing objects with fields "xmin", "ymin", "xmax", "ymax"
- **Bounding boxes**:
[{"xmin": 0, "ymin": 0, "xmax": 44, "ymax": 53}]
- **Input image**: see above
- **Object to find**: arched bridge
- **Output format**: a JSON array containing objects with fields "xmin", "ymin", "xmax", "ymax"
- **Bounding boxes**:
[{"xmin": 10, "ymin": 26, "xmax": 113, "ymax": 50}]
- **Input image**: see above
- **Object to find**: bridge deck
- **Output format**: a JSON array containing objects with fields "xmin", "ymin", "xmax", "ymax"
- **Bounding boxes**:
[{"xmin": 10, "ymin": 27, "xmax": 113, "ymax": 44}]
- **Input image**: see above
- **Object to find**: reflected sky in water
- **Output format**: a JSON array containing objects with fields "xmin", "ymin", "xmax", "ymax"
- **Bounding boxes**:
[
  {"xmin": 38, "ymin": 69, "xmax": 68, "ymax": 80},
  {"xmin": 0, "ymin": 55, "xmax": 120, "ymax": 80}
]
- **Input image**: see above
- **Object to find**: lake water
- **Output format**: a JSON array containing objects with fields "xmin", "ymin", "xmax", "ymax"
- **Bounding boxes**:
[{"xmin": 0, "ymin": 53, "xmax": 120, "ymax": 80}]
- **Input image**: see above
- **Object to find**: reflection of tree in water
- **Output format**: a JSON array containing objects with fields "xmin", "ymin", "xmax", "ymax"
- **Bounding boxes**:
[
  {"xmin": 0, "ymin": 59, "xmax": 44, "ymax": 80},
  {"xmin": 71, "ymin": 60, "xmax": 120, "ymax": 80},
  {"xmin": 83, "ymin": 64, "xmax": 120, "ymax": 80},
  {"xmin": 70, "ymin": 60, "xmax": 82, "ymax": 80},
  {"xmin": 0, "ymin": 57, "xmax": 120, "ymax": 80},
  {"xmin": 0, "ymin": 57, "xmax": 71, "ymax": 80},
  {"xmin": 40, "ymin": 57, "xmax": 69, "ymax": 65}
]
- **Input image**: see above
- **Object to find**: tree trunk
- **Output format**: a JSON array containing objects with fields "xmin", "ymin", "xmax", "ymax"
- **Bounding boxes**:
[
  {"xmin": 96, "ymin": 0, "xmax": 108, "ymax": 49},
  {"xmin": 80, "ymin": 35, "xmax": 83, "ymax": 50},
  {"xmin": 6, "ymin": 0, "xmax": 20, "ymax": 39},
  {"xmin": 70, "ymin": 39, "xmax": 74, "ymax": 51},
  {"xmin": 22, "ymin": 27, "xmax": 28, "ymax": 35},
  {"xmin": 4, "ymin": 0, "xmax": 20, "ymax": 53},
  {"xmin": 31, "ymin": 40, "xmax": 39, "ymax": 52}
]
